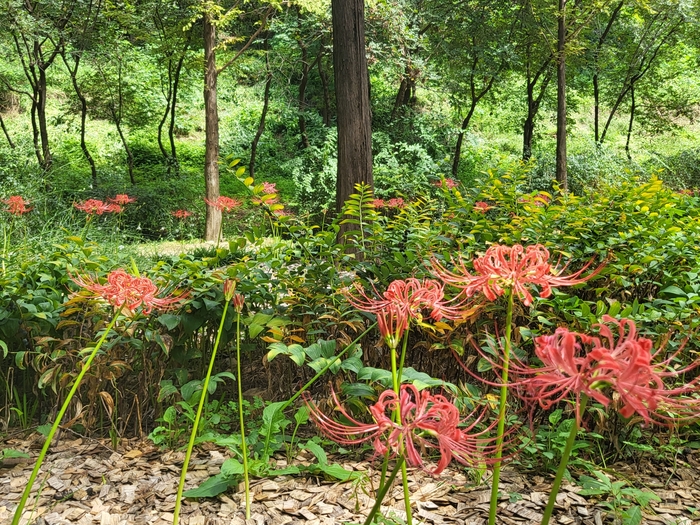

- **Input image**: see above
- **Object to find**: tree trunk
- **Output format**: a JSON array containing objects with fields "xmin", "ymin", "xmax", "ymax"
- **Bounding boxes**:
[
  {"xmin": 168, "ymin": 51, "xmax": 186, "ymax": 173},
  {"xmin": 203, "ymin": 11, "xmax": 221, "ymax": 242},
  {"xmin": 522, "ymin": 63, "xmax": 552, "ymax": 161},
  {"xmin": 0, "ymin": 114, "xmax": 15, "ymax": 148},
  {"xmin": 593, "ymin": 1, "xmax": 624, "ymax": 144},
  {"xmin": 317, "ymin": 40, "xmax": 331, "ymax": 126},
  {"xmin": 625, "ymin": 84, "xmax": 635, "ymax": 160},
  {"xmin": 250, "ymin": 43, "xmax": 272, "ymax": 179},
  {"xmin": 37, "ymin": 60, "xmax": 52, "ymax": 171},
  {"xmin": 331, "ymin": 0, "xmax": 373, "ymax": 227},
  {"xmin": 62, "ymin": 52, "xmax": 97, "ymax": 185},
  {"xmin": 452, "ymin": 103, "xmax": 477, "ymax": 177},
  {"xmin": 555, "ymin": 0, "xmax": 567, "ymax": 190}
]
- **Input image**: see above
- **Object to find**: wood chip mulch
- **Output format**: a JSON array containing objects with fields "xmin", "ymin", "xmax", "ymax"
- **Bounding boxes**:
[{"xmin": 1, "ymin": 435, "xmax": 699, "ymax": 525}]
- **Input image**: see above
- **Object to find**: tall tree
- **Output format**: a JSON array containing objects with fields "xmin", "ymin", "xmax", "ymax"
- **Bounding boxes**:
[
  {"xmin": 331, "ymin": 0, "xmax": 373, "ymax": 229},
  {"xmin": 2, "ymin": 0, "xmax": 77, "ymax": 170},
  {"xmin": 198, "ymin": 1, "xmax": 275, "ymax": 241}
]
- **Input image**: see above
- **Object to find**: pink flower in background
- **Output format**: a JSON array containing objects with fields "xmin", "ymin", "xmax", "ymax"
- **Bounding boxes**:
[
  {"xmin": 434, "ymin": 178, "xmax": 459, "ymax": 189},
  {"xmin": 433, "ymin": 244, "xmax": 605, "ymax": 306},
  {"xmin": 372, "ymin": 199, "xmax": 386, "ymax": 209},
  {"xmin": 3, "ymin": 196, "xmax": 32, "ymax": 215},
  {"xmin": 386, "ymin": 197, "xmax": 406, "ymax": 209},
  {"xmin": 106, "ymin": 203, "xmax": 123, "ymax": 214},
  {"xmin": 74, "ymin": 199, "xmax": 118, "ymax": 215},
  {"xmin": 261, "ymin": 182, "xmax": 277, "ymax": 195},
  {"xmin": 171, "ymin": 210, "xmax": 193, "ymax": 219},
  {"xmin": 473, "ymin": 201, "xmax": 492, "ymax": 213},
  {"xmin": 204, "ymin": 196, "xmax": 242, "ymax": 212},
  {"xmin": 72, "ymin": 269, "xmax": 187, "ymax": 315},
  {"xmin": 109, "ymin": 194, "xmax": 136, "ymax": 205},
  {"xmin": 306, "ymin": 384, "xmax": 500, "ymax": 475}
]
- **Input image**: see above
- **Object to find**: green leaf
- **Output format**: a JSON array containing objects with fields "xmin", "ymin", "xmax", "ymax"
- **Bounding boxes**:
[
  {"xmin": 221, "ymin": 458, "xmax": 244, "ymax": 477},
  {"xmin": 659, "ymin": 285, "xmax": 687, "ymax": 297},
  {"xmin": 262, "ymin": 401, "xmax": 287, "ymax": 428},
  {"xmin": 0, "ymin": 340, "xmax": 7, "ymax": 359},
  {"xmin": 157, "ymin": 314, "xmax": 181, "ymax": 330},
  {"xmin": 621, "ymin": 505, "xmax": 642, "ymax": 525},
  {"xmin": 182, "ymin": 473, "xmax": 232, "ymax": 498},
  {"xmin": 267, "ymin": 342, "xmax": 305, "ymax": 366},
  {"xmin": 303, "ymin": 440, "xmax": 328, "ymax": 465},
  {"xmin": 1, "ymin": 448, "xmax": 30, "ymax": 459}
]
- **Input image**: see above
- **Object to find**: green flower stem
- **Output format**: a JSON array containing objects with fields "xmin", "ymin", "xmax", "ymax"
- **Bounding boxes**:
[
  {"xmin": 489, "ymin": 290, "xmax": 514, "ymax": 525},
  {"xmin": 363, "ymin": 455, "xmax": 406, "ymax": 525},
  {"xmin": 235, "ymin": 309, "xmax": 251, "ymax": 519},
  {"xmin": 541, "ymin": 395, "xmax": 588, "ymax": 525},
  {"xmin": 173, "ymin": 300, "xmax": 230, "ymax": 525},
  {"xmin": 12, "ymin": 314, "xmax": 120, "ymax": 525},
  {"xmin": 389, "ymin": 330, "xmax": 413, "ymax": 525}
]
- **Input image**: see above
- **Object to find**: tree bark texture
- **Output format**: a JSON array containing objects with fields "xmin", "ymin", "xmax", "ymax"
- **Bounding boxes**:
[
  {"xmin": 203, "ymin": 12, "xmax": 222, "ymax": 242},
  {"xmin": 555, "ymin": 0, "xmax": 567, "ymax": 190},
  {"xmin": 331, "ymin": 0, "xmax": 373, "ymax": 220}
]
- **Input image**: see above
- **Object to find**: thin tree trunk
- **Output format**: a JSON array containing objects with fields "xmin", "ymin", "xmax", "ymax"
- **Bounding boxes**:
[
  {"xmin": 317, "ymin": 40, "xmax": 331, "ymax": 126},
  {"xmin": 331, "ymin": 0, "xmax": 373, "ymax": 238},
  {"xmin": 523, "ymin": 62, "xmax": 552, "ymax": 161},
  {"xmin": 250, "ymin": 42, "xmax": 271, "ymax": 179},
  {"xmin": 555, "ymin": 0, "xmax": 567, "ymax": 190},
  {"xmin": 593, "ymin": 0, "xmax": 624, "ymax": 143},
  {"xmin": 203, "ymin": 11, "xmax": 221, "ymax": 242},
  {"xmin": 115, "ymin": 118, "xmax": 135, "ymax": 185},
  {"xmin": 62, "ymin": 52, "xmax": 97, "ymax": 184},
  {"xmin": 37, "ymin": 61, "xmax": 52, "ymax": 170},
  {"xmin": 0, "ymin": 114, "xmax": 15, "ymax": 148},
  {"xmin": 168, "ymin": 51, "xmax": 186, "ymax": 173},
  {"xmin": 625, "ymin": 84, "xmax": 635, "ymax": 160}
]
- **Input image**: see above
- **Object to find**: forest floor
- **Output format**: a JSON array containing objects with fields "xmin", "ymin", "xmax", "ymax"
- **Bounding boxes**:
[{"xmin": 1, "ymin": 432, "xmax": 699, "ymax": 525}]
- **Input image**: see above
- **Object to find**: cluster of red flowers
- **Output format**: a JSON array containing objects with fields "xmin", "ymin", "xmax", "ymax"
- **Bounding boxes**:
[
  {"xmin": 372, "ymin": 197, "xmax": 406, "ymax": 210},
  {"xmin": 171, "ymin": 209, "xmax": 193, "ymax": 219},
  {"xmin": 306, "ymin": 384, "xmax": 501, "ymax": 475},
  {"xmin": 72, "ymin": 269, "xmax": 187, "ymax": 315},
  {"xmin": 204, "ymin": 195, "xmax": 242, "ymax": 212},
  {"xmin": 345, "ymin": 277, "xmax": 468, "ymax": 347},
  {"xmin": 74, "ymin": 194, "xmax": 136, "ymax": 215},
  {"xmin": 432, "ymin": 244, "xmax": 605, "ymax": 306},
  {"xmin": 433, "ymin": 178, "xmax": 459, "ymax": 189},
  {"xmin": 2, "ymin": 196, "xmax": 32, "ymax": 215},
  {"xmin": 473, "ymin": 201, "xmax": 492, "ymax": 213}
]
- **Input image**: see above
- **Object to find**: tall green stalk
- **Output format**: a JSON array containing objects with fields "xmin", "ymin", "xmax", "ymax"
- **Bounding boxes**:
[
  {"xmin": 12, "ymin": 314, "xmax": 120, "ymax": 525},
  {"xmin": 541, "ymin": 395, "xmax": 588, "ymax": 525},
  {"xmin": 173, "ymin": 299, "xmax": 230, "ymax": 524},
  {"xmin": 489, "ymin": 290, "xmax": 514, "ymax": 525},
  {"xmin": 234, "ymin": 305, "xmax": 250, "ymax": 519}
]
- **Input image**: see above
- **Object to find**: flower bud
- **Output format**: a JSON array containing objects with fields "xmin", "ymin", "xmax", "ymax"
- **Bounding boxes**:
[
  {"xmin": 233, "ymin": 293, "xmax": 245, "ymax": 313},
  {"xmin": 223, "ymin": 279, "xmax": 236, "ymax": 301}
]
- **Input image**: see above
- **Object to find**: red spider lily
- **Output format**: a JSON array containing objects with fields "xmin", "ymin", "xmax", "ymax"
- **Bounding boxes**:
[
  {"xmin": 3, "ymin": 196, "xmax": 32, "ymax": 215},
  {"xmin": 74, "ymin": 199, "xmax": 118, "ymax": 215},
  {"xmin": 473, "ymin": 201, "xmax": 492, "ymax": 213},
  {"xmin": 345, "ymin": 278, "xmax": 473, "ymax": 347},
  {"xmin": 434, "ymin": 178, "xmax": 458, "ymax": 189},
  {"xmin": 372, "ymin": 199, "xmax": 385, "ymax": 209},
  {"xmin": 432, "ymin": 244, "xmax": 605, "ymax": 306},
  {"xmin": 106, "ymin": 203, "xmax": 123, "ymax": 214},
  {"xmin": 72, "ymin": 269, "xmax": 188, "ymax": 315},
  {"xmin": 261, "ymin": 182, "xmax": 277, "ymax": 194},
  {"xmin": 171, "ymin": 209, "xmax": 193, "ymax": 219},
  {"xmin": 306, "ymin": 384, "xmax": 501, "ymax": 475},
  {"xmin": 481, "ymin": 317, "xmax": 700, "ymax": 426},
  {"xmin": 109, "ymin": 194, "xmax": 136, "ymax": 205},
  {"xmin": 386, "ymin": 197, "xmax": 406, "ymax": 209},
  {"xmin": 204, "ymin": 196, "xmax": 242, "ymax": 212}
]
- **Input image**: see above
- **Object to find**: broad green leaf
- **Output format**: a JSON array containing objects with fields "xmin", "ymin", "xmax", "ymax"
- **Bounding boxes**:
[
  {"xmin": 182, "ymin": 473, "xmax": 232, "ymax": 498},
  {"xmin": 221, "ymin": 458, "xmax": 244, "ymax": 477}
]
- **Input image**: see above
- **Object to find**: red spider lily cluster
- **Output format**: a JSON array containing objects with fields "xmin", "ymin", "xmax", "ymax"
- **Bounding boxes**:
[
  {"xmin": 204, "ymin": 195, "xmax": 242, "ymax": 212},
  {"xmin": 261, "ymin": 182, "xmax": 277, "ymax": 194},
  {"xmin": 471, "ymin": 316, "xmax": 700, "ymax": 426},
  {"xmin": 434, "ymin": 178, "xmax": 459, "ymax": 189},
  {"xmin": 306, "ymin": 384, "xmax": 501, "ymax": 475},
  {"xmin": 473, "ymin": 201, "xmax": 492, "ymax": 213},
  {"xmin": 171, "ymin": 209, "xmax": 193, "ymax": 219},
  {"xmin": 372, "ymin": 197, "xmax": 406, "ymax": 210},
  {"xmin": 109, "ymin": 194, "xmax": 137, "ymax": 205},
  {"xmin": 74, "ymin": 199, "xmax": 122, "ymax": 215},
  {"xmin": 2, "ymin": 196, "xmax": 32, "ymax": 215},
  {"xmin": 433, "ymin": 244, "xmax": 605, "ymax": 306},
  {"xmin": 71, "ymin": 269, "xmax": 188, "ymax": 315},
  {"xmin": 344, "ymin": 278, "xmax": 470, "ymax": 346}
]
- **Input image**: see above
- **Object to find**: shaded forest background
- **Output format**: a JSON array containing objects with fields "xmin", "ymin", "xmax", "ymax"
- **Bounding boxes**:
[{"xmin": 1, "ymin": 0, "xmax": 700, "ymax": 240}]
